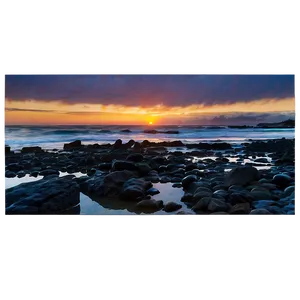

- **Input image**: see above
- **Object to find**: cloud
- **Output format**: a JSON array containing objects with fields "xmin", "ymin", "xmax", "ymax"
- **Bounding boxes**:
[
  {"xmin": 5, "ymin": 107, "xmax": 56, "ymax": 113},
  {"xmin": 5, "ymin": 75, "xmax": 295, "ymax": 107}
]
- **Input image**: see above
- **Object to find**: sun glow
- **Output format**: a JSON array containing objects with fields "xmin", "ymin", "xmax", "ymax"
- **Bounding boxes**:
[{"xmin": 148, "ymin": 121, "xmax": 153, "ymax": 125}]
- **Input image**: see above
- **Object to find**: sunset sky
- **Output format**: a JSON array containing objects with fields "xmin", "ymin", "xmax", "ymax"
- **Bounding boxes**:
[{"xmin": 5, "ymin": 75, "xmax": 295, "ymax": 125}]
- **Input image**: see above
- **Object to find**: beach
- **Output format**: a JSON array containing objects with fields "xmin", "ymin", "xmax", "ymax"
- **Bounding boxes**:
[{"xmin": 5, "ymin": 125, "xmax": 295, "ymax": 215}]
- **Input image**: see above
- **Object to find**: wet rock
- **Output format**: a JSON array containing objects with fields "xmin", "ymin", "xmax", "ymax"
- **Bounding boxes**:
[
  {"xmin": 146, "ymin": 187, "xmax": 160, "ymax": 195},
  {"xmin": 192, "ymin": 197, "xmax": 212, "ymax": 212},
  {"xmin": 135, "ymin": 163, "xmax": 152, "ymax": 176},
  {"xmin": 250, "ymin": 208, "xmax": 272, "ymax": 215},
  {"xmin": 17, "ymin": 171, "xmax": 26, "ymax": 178},
  {"xmin": 181, "ymin": 193, "xmax": 194, "ymax": 203},
  {"xmin": 252, "ymin": 200, "xmax": 278, "ymax": 209},
  {"xmin": 113, "ymin": 139, "xmax": 123, "ymax": 149},
  {"xmin": 120, "ymin": 178, "xmax": 152, "ymax": 201},
  {"xmin": 5, "ymin": 170, "xmax": 16, "ymax": 178},
  {"xmin": 228, "ymin": 192, "xmax": 255, "ymax": 205},
  {"xmin": 229, "ymin": 203, "xmax": 251, "ymax": 214},
  {"xmin": 21, "ymin": 146, "xmax": 43, "ymax": 153},
  {"xmin": 6, "ymin": 163, "xmax": 23, "ymax": 172},
  {"xmin": 250, "ymin": 190, "xmax": 272, "ymax": 200},
  {"xmin": 126, "ymin": 153, "xmax": 144, "ymax": 162},
  {"xmin": 207, "ymin": 198, "xmax": 228, "ymax": 213},
  {"xmin": 224, "ymin": 166, "xmax": 260, "ymax": 187},
  {"xmin": 63, "ymin": 140, "xmax": 81, "ymax": 150},
  {"xmin": 30, "ymin": 171, "xmax": 39, "ymax": 177},
  {"xmin": 172, "ymin": 183, "xmax": 182, "ymax": 188},
  {"xmin": 272, "ymin": 174, "xmax": 292, "ymax": 189},
  {"xmin": 160, "ymin": 176, "xmax": 171, "ymax": 183},
  {"xmin": 254, "ymin": 158, "xmax": 269, "ymax": 163},
  {"xmin": 39, "ymin": 169, "xmax": 60, "ymax": 176},
  {"xmin": 283, "ymin": 186, "xmax": 295, "ymax": 197},
  {"xmin": 112, "ymin": 160, "xmax": 137, "ymax": 171},
  {"xmin": 193, "ymin": 191, "xmax": 213, "ymax": 201},
  {"xmin": 163, "ymin": 202, "xmax": 182, "ymax": 212},
  {"xmin": 135, "ymin": 199, "xmax": 163, "ymax": 213},
  {"xmin": 5, "ymin": 146, "xmax": 11, "ymax": 154},
  {"xmin": 181, "ymin": 175, "xmax": 198, "ymax": 189},
  {"xmin": 6, "ymin": 175, "xmax": 80, "ymax": 214}
]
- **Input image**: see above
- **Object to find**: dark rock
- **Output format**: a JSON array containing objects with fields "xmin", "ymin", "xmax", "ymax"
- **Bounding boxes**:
[
  {"xmin": 120, "ymin": 178, "xmax": 152, "ymax": 201},
  {"xmin": 192, "ymin": 197, "xmax": 212, "ymax": 212},
  {"xmin": 21, "ymin": 146, "xmax": 43, "ymax": 153},
  {"xmin": 6, "ymin": 176, "xmax": 80, "ymax": 214},
  {"xmin": 97, "ymin": 162, "xmax": 112, "ymax": 170},
  {"xmin": 120, "ymin": 129, "xmax": 131, "ymax": 133},
  {"xmin": 146, "ymin": 187, "xmax": 160, "ymax": 195},
  {"xmin": 250, "ymin": 190, "xmax": 272, "ymax": 200},
  {"xmin": 272, "ymin": 174, "xmax": 292, "ymax": 188},
  {"xmin": 112, "ymin": 160, "xmax": 137, "ymax": 171},
  {"xmin": 160, "ymin": 176, "xmax": 171, "ymax": 183},
  {"xmin": 250, "ymin": 208, "xmax": 272, "ymax": 215},
  {"xmin": 63, "ymin": 140, "xmax": 81, "ymax": 150},
  {"xmin": 5, "ymin": 146, "xmax": 11, "ymax": 154},
  {"xmin": 207, "ymin": 198, "xmax": 228, "ymax": 212},
  {"xmin": 283, "ymin": 186, "xmax": 295, "ymax": 197},
  {"xmin": 229, "ymin": 203, "xmax": 251, "ymax": 214},
  {"xmin": 135, "ymin": 199, "xmax": 163, "ymax": 213},
  {"xmin": 39, "ymin": 169, "xmax": 60, "ymax": 176},
  {"xmin": 6, "ymin": 163, "xmax": 23, "ymax": 172},
  {"xmin": 126, "ymin": 153, "xmax": 144, "ymax": 162},
  {"xmin": 135, "ymin": 163, "xmax": 152, "ymax": 175},
  {"xmin": 224, "ymin": 166, "xmax": 260, "ymax": 187},
  {"xmin": 30, "ymin": 171, "xmax": 39, "ymax": 177},
  {"xmin": 17, "ymin": 171, "xmax": 26, "ymax": 178},
  {"xmin": 113, "ymin": 139, "xmax": 123, "ymax": 149},
  {"xmin": 254, "ymin": 158, "xmax": 269, "ymax": 163},
  {"xmin": 181, "ymin": 175, "xmax": 198, "ymax": 189},
  {"xmin": 5, "ymin": 170, "xmax": 16, "ymax": 178},
  {"xmin": 181, "ymin": 193, "xmax": 194, "ymax": 202},
  {"xmin": 163, "ymin": 202, "xmax": 182, "ymax": 212},
  {"xmin": 228, "ymin": 192, "xmax": 255, "ymax": 205}
]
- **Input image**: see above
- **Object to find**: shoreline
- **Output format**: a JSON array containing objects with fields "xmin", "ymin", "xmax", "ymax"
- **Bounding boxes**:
[{"xmin": 5, "ymin": 138, "xmax": 295, "ymax": 215}]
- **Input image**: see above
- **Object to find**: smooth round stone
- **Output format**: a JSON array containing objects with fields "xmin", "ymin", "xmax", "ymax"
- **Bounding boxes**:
[
  {"xmin": 252, "ymin": 200, "xmax": 277, "ymax": 208},
  {"xmin": 228, "ymin": 185, "xmax": 245, "ymax": 192},
  {"xmin": 146, "ymin": 187, "xmax": 160, "ymax": 195},
  {"xmin": 250, "ymin": 191, "xmax": 272, "ymax": 200},
  {"xmin": 193, "ymin": 191, "xmax": 212, "ymax": 200},
  {"xmin": 250, "ymin": 187, "xmax": 270, "ymax": 193},
  {"xmin": 258, "ymin": 178, "xmax": 270, "ymax": 184},
  {"xmin": 229, "ymin": 203, "xmax": 251, "ymax": 214},
  {"xmin": 283, "ymin": 186, "xmax": 295, "ymax": 197},
  {"xmin": 17, "ymin": 171, "xmax": 26, "ymax": 178},
  {"xmin": 207, "ymin": 198, "xmax": 228, "ymax": 213},
  {"xmin": 5, "ymin": 170, "xmax": 16, "ymax": 178},
  {"xmin": 272, "ymin": 174, "xmax": 292, "ymax": 188},
  {"xmin": 192, "ymin": 197, "xmax": 212, "ymax": 212},
  {"xmin": 163, "ymin": 202, "xmax": 182, "ymax": 213},
  {"xmin": 181, "ymin": 193, "xmax": 194, "ymax": 203},
  {"xmin": 194, "ymin": 186, "xmax": 212, "ymax": 194},
  {"xmin": 181, "ymin": 175, "xmax": 198, "ymax": 189},
  {"xmin": 172, "ymin": 183, "xmax": 182, "ymax": 188},
  {"xmin": 250, "ymin": 208, "xmax": 272, "ymax": 215}
]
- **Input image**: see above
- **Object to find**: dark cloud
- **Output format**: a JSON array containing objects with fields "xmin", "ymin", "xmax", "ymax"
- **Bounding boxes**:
[
  {"xmin": 5, "ymin": 107, "xmax": 56, "ymax": 113},
  {"xmin": 5, "ymin": 75, "xmax": 294, "ymax": 107}
]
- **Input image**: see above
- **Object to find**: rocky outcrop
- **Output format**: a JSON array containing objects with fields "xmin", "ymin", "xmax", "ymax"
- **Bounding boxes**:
[
  {"xmin": 224, "ymin": 166, "xmax": 260, "ymax": 187},
  {"xmin": 63, "ymin": 140, "xmax": 82, "ymax": 150}
]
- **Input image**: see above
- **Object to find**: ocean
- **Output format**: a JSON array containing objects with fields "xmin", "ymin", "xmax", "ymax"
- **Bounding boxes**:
[{"xmin": 5, "ymin": 125, "xmax": 295, "ymax": 150}]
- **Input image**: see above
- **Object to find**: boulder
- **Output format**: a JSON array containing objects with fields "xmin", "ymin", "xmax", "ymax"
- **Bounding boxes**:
[
  {"xmin": 21, "ymin": 146, "xmax": 43, "ymax": 153},
  {"xmin": 272, "ymin": 174, "xmax": 292, "ymax": 188},
  {"xmin": 6, "ymin": 163, "xmax": 23, "ymax": 172},
  {"xmin": 207, "ymin": 198, "xmax": 228, "ymax": 213},
  {"xmin": 112, "ymin": 160, "xmax": 137, "ymax": 171},
  {"xmin": 163, "ymin": 202, "xmax": 182, "ymax": 212},
  {"xmin": 120, "ymin": 178, "xmax": 152, "ymax": 201},
  {"xmin": 249, "ymin": 208, "xmax": 272, "ymax": 215},
  {"xmin": 229, "ymin": 203, "xmax": 251, "ymax": 214},
  {"xmin": 39, "ymin": 169, "xmax": 60, "ymax": 176},
  {"xmin": 224, "ymin": 166, "xmax": 260, "ymax": 187},
  {"xmin": 113, "ymin": 139, "xmax": 123, "ymax": 149},
  {"xmin": 5, "ymin": 170, "xmax": 16, "ymax": 178},
  {"xmin": 63, "ymin": 140, "xmax": 81, "ymax": 150},
  {"xmin": 181, "ymin": 175, "xmax": 198, "ymax": 189},
  {"xmin": 146, "ymin": 187, "xmax": 160, "ymax": 195},
  {"xmin": 5, "ymin": 146, "xmax": 11, "ymax": 154},
  {"xmin": 135, "ymin": 199, "xmax": 163, "ymax": 213},
  {"xmin": 126, "ymin": 153, "xmax": 144, "ymax": 162}
]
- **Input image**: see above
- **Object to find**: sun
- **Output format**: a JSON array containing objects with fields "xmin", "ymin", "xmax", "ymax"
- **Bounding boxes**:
[{"xmin": 148, "ymin": 121, "xmax": 153, "ymax": 125}]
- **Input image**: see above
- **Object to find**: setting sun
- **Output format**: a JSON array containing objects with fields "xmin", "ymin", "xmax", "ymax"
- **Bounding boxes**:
[{"xmin": 148, "ymin": 121, "xmax": 153, "ymax": 125}]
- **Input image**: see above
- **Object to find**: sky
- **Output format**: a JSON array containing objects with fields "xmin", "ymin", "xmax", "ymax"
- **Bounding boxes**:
[{"xmin": 5, "ymin": 75, "xmax": 295, "ymax": 125}]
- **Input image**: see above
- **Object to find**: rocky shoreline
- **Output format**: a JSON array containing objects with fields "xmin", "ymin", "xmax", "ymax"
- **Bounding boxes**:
[{"xmin": 5, "ymin": 138, "xmax": 295, "ymax": 215}]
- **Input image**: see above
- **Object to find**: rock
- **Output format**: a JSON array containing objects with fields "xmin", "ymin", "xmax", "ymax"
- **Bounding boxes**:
[
  {"xmin": 17, "ymin": 171, "xmax": 26, "ymax": 178},
  {"xmin": 254, "ymin": 158, "xmax": 269, "ymax": 163},
  {"xmin": 120, "ymin": 178, "xmax": 152, "ymax": 201},
  {"xmin": 228, "ymin": 192, "xmax": 255, "ymax": 205},
  {"xmin": 224, "ymin": 166, "xmax": 260, "ymax": 187},
  {"xmin": 250, "ymin": 208, "xmax": 272, "ymax": 215},
  {"xmin": 126, "ymin": 153, "xmax": 144, "ymax": 162},
  {"xmin": 113, "ymin": 139, "xmax": 123, "ymax": 149},
  {"xmin": 21, "ymin": 146, "xmax": 43, "ymax": 153},
  {"xmin": 39, "ymin": 169, "xmax": 60, "ymax": 176},
  {"xmin": 6, "ymin": 163, "xmax": 23, "ymax": 172},
  {"xmin": 5, "ymin": 170, "xmax": 16, "ymax": 178},
  {"xmin": 30, "ymin": 171, "xmax": 39, "ymax": 177},
  {"xmin": 283, "ymin": 186, "xmax": 295, "ymax": 197},
  {"xmin": 120, "ymin": 129, "xmax": 131, "ymax": 133},
  {"xmin": 112, "ymin": 160, "xmax": 137, "ymax": 171},
  {"xmin": 252, "ymin": 200, "xmax": 278, "ymax": 209},
  {"xmin": 5, "ymin": 146, "xmax": 11, "ymax": 154},
  {"xmin": 181, "ymin": 175, "xmax": 198, "ymax": 189},
  {"xmin": 207, "ymin": 198, "xmax": 228, "ymax": 213},
  {"xmin": 172, "ymin": 183, "xmax": 182, "ymax": 188},
  {"xmin": 63, "ymin": 140, "xmax": 81, "ymax": 150},
  {"xmin": 135, "ymin": 199, "xmax": 163, "ymax": 213},
  {"xmin": 229, "ymin": 203, "xmax": 251, "ymax": 214},
  {"xmin": 192, "ymin": 197, "xmax": 212, "ymax": 212},
  {"xmin": 163, "ymin": 202, "xmax": 182, "ymax": 212},
  {"xmin": 6, "ymin": 176, "xmax": 80, "ymax": 214},
  {"xmin": 146, "ymin": 187, "xmax": 160, "ymax": 195},
  {"xmin": 181, "ymin": 193, "xmax": 194, "ymax": 203},
  {"xmin": 160, "ymin": 176, "xmax": 171, "ymax": 183},
  {"xmin": 135, "ymin": 163, "xmax": 152, "ymax": 175},
  {"xmin": 260, "ymin": 183, "xmax": 277, "ymax": 190},
  {"xmin": 250, "ymin": 190, "xmax": 272, "ymax": 200},
  {"xmin": 272, "ymin": 174, "xmax": 292, "ymax": 188},
  {"xmin": 193, "ymin": 191, "xmax": 213, "ymax": 201}
]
